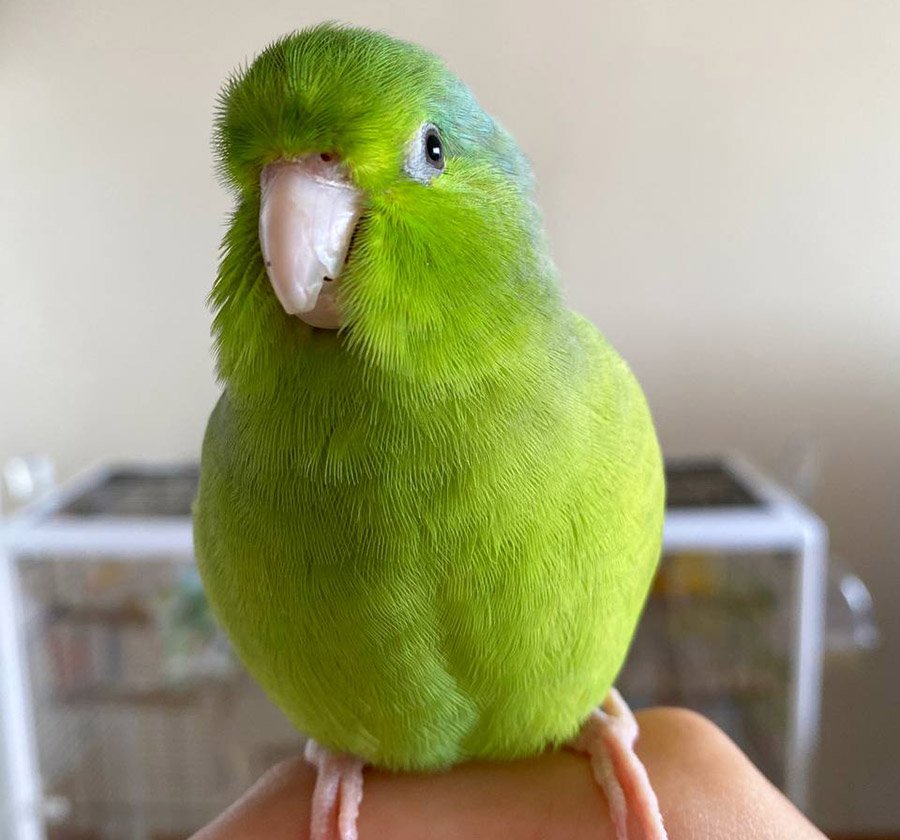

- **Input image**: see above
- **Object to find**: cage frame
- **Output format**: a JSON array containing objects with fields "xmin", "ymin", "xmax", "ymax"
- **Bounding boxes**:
[{"xmin": 0, "ymin": 455, "xmax": 827, "ymax": 839}]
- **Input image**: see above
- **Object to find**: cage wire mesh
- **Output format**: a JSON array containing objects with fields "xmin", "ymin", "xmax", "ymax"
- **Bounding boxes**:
[
  {"xmin": 18, "ymin": 554, "xmax": 301, "ymax": 840},
  {"xmin": 19, "ymin": 550, "xmax": 794, "ymax": 838},
  {"xmin": 619, "ymin": 549, "xmax": 791, "ymax": 784},
  {"xmin": 5, "ymin": 461, "xmax": 812, "ymax": 837}
]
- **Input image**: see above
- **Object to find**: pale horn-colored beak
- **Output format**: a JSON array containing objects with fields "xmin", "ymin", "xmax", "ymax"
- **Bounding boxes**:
[{"xmin": 259, "ymin": 155, "xmax": 363, "ymax": 329}]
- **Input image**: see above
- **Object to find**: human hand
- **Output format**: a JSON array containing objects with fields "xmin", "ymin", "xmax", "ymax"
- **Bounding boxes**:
[{"xmin": 192, "ymin": 708, "xmax": 826, "ymax": 840}]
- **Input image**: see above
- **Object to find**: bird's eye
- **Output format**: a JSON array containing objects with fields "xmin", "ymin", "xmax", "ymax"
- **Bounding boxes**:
[
  {"xmin": 405, "ymin": 123, "xmax": 445, "ymax": 184},
  {"xmin": 424, "ymin": 127, "xmax": 444, "ymax": 169}
]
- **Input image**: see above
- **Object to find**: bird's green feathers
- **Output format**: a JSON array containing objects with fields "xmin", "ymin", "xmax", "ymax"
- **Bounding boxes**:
[{"xmin": 195, "ymin": 23, "xmax": 664, "ymax": 770}]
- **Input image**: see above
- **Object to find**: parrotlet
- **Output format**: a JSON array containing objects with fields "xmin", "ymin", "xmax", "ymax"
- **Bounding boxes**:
[{"xmin": 195, "ymin": 23, "xmax": 667, "ymax": 840}]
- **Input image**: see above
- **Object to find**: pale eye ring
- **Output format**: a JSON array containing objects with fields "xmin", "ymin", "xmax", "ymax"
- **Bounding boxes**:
[{"xmin": 405, "ymin": 122, "xmax": 446, "ymax": 184}]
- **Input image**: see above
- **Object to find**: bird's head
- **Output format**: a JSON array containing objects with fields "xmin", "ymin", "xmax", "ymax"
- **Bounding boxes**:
[{"xmin": 212, "ymin": 24, "xmax": 561, "ymax": 394}]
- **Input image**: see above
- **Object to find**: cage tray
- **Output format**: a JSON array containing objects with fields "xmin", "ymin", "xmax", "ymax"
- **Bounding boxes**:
[{"xmin": 52, "ymin": 458, "xmax": 763, "ymax": 520}]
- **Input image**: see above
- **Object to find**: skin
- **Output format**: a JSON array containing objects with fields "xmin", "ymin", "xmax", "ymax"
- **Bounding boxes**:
[{"xmin": 191, "ymin": 709, "xmax": 826, "ymax": 840}]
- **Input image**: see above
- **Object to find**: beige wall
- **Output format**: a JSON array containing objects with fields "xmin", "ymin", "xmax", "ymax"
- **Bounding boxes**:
[{"xmin": 2, "ymin": 0, "xmax": 898, "ymax": 831}]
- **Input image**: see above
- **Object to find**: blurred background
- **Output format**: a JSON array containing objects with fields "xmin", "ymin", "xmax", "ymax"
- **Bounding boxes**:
[{"xmin": 1, "ymin": 1, "xmax": 898, "ymax": 838}]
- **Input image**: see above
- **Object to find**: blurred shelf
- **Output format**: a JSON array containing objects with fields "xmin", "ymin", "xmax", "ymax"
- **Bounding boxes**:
[
  {"xmin": 647, "ymin": 587, "xmax": 778, "ymax": 611},
  {"xmin": 53, "ymin": 678, "xmax": 238, "ymax": 708},
  {"xmin": 45, "ymin": 602, "xmax": 152, "ymax": 628}
]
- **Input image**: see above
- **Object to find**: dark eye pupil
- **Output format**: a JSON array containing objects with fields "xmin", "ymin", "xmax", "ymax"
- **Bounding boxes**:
[{"xmin": 425, "ymin": 131, "xmax": 443, "ymax": 164}]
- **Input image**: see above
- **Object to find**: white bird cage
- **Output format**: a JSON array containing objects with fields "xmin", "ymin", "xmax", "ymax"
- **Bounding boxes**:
[{"xmin": 0, "ymin": 457, "xmax": 830, "ymax": 839}]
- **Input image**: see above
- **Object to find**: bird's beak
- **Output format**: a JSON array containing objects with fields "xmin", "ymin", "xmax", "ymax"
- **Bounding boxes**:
[{"xmin": 259, "ymin": 155, "xmax": 364, "ymax": 329}]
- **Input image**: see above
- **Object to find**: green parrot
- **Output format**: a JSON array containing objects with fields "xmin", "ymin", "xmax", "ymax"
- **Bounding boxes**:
[{"xmin": 195, "ymin": 23, "xmax": 666, "ymax": 840}]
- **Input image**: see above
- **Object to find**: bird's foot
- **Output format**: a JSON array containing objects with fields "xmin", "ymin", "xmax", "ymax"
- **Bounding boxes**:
[
  {"xmin": 572, "ymin": 688, "xmax": 668, "ymax": 840},
  {"xmin": 304, "ymin": 740, "xmax": 365, "ymax": 840}
]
